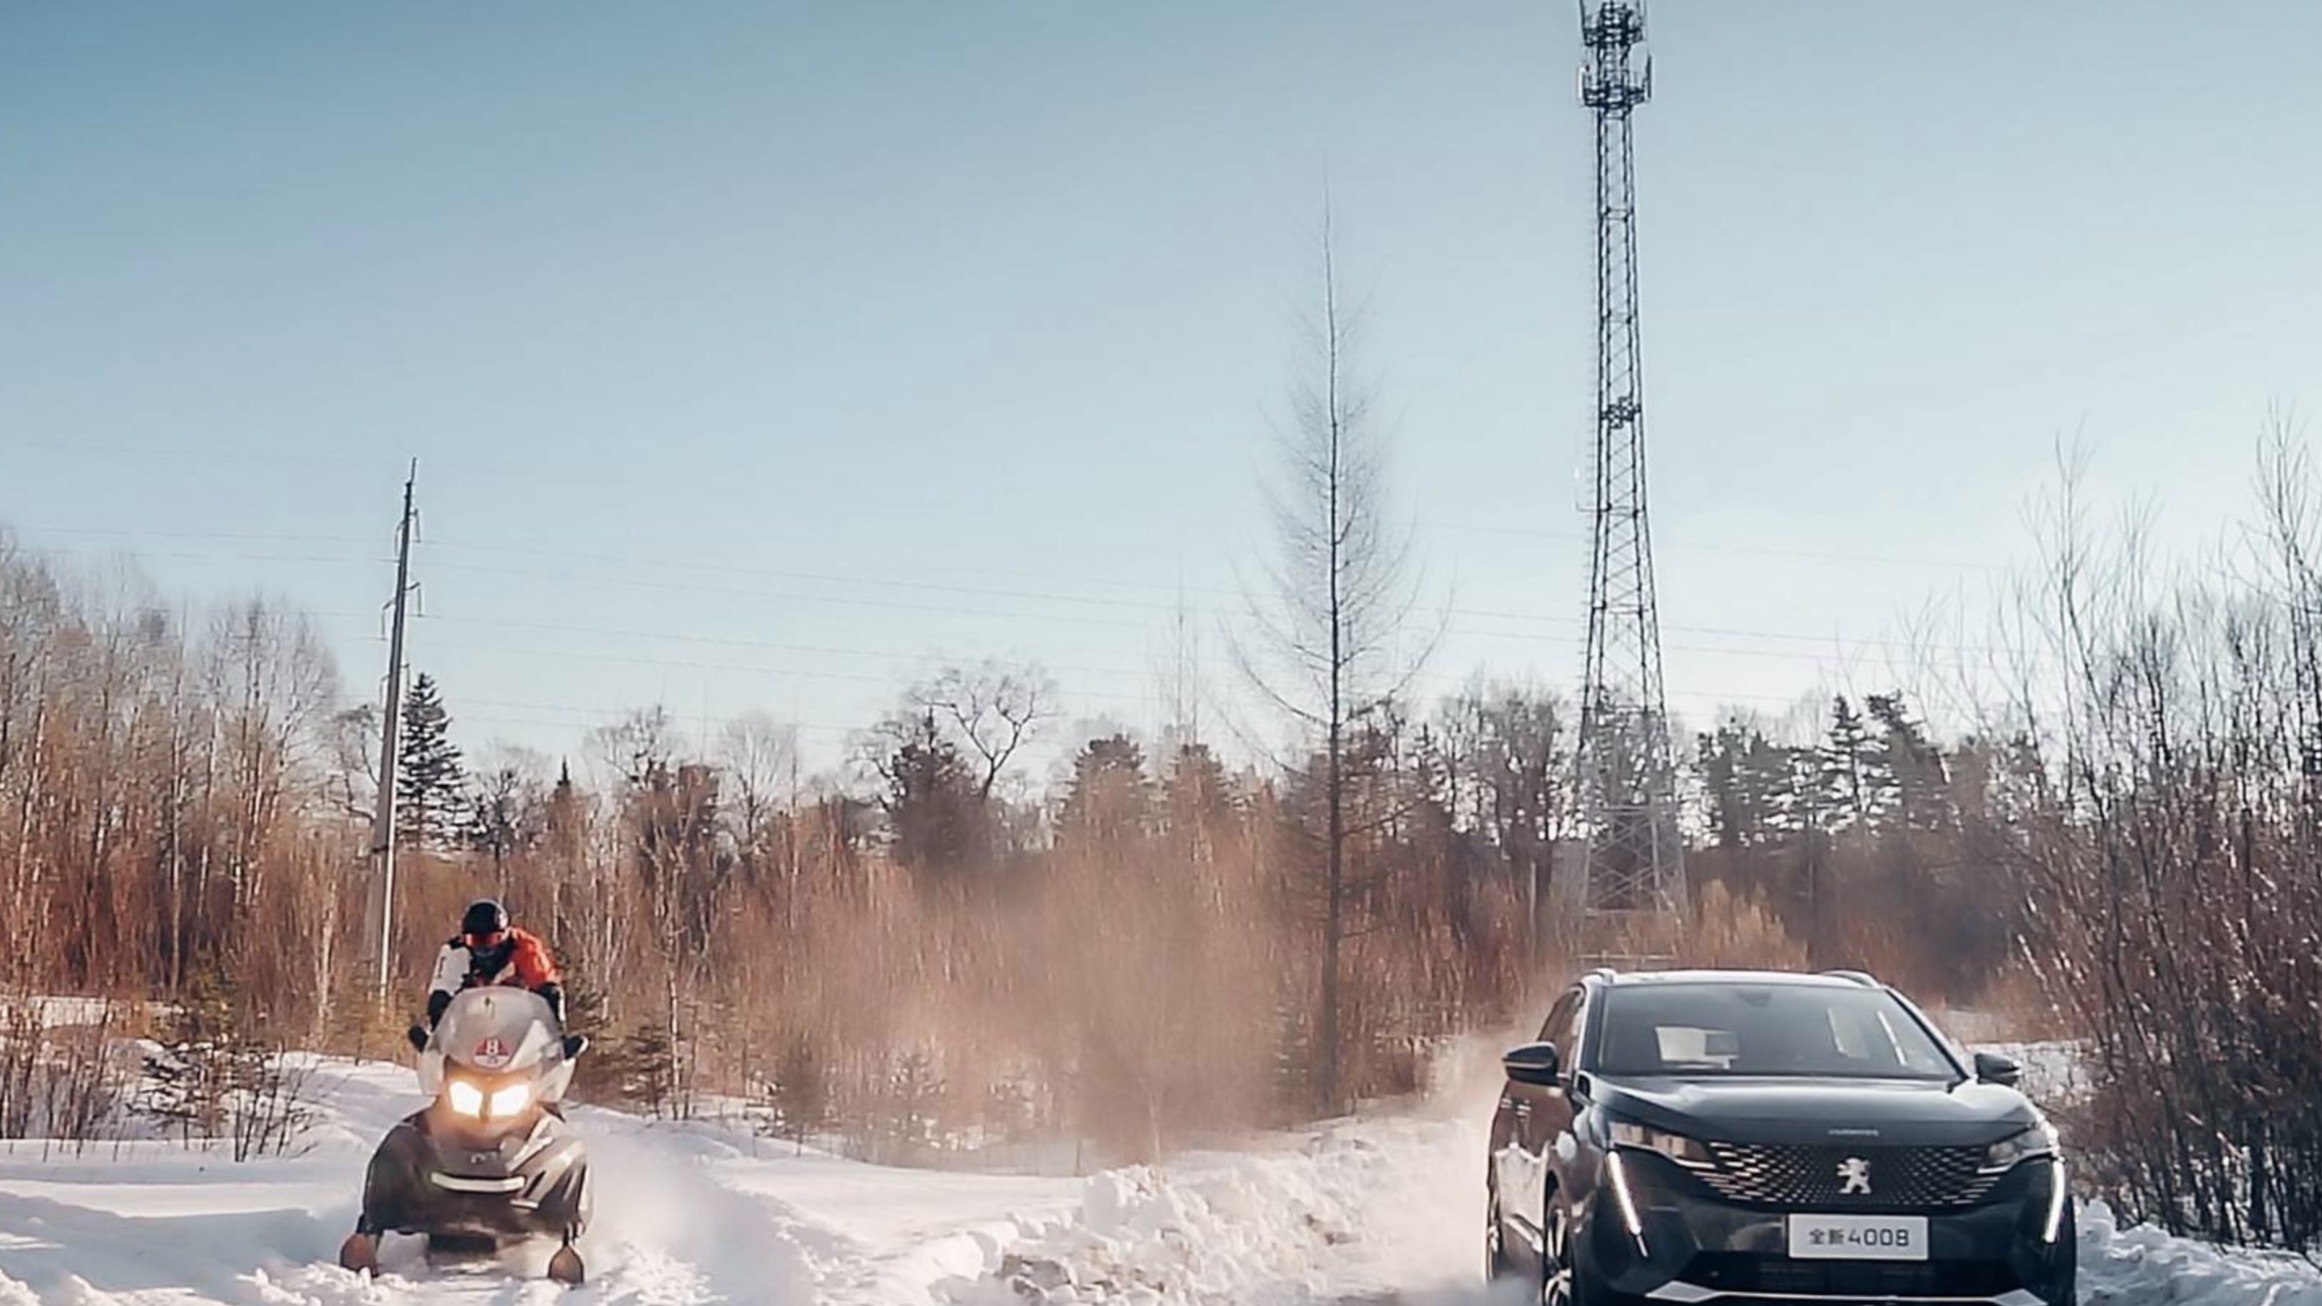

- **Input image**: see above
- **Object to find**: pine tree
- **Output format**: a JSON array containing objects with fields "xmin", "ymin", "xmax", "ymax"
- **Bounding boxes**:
[
  {"xmin": 1697, "ymin": 718, "xmax": 1800, "ymax": 850},
  {"xmin": 1816, "ymin": 696, "xmax": 1894, "ymax": 832},
  {"xmin": 521, "ymin": 761, "xmax": 586, "ymax": 945},
  {"xmin": 1865, "ymin": 693, "xmax": 1947, "ymax": 832},
  {"xmin": 1164, "ymin": 742, "xmax": 1233, "ymax": 873},
  {"xmin": 765, "ymin": 1034, "xmax": 830, "ymax": 1155},
  {"xmin": 878, "ymin": 710, "xmax": 985, "ymax": 876},
  {"xmin": 396, "ymin": 672, "xmax": 468, "ymax": 851},
  {"xmin": 1700, "ymin": 721, "xmax": 1764, "ymax": 849},
  {"xmin": 884, "ymin": 1048, "xmax": 947, "ymax": 1164},
  {"xmin": 1058, "ymin": 735, "xmax": 1151, "ymax": 851}
]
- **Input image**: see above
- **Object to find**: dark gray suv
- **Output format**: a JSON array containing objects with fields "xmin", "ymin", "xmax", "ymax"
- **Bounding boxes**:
[{"xmin": 1486, "ymin": 968, "xmax": 2075, "ymax": 1306}]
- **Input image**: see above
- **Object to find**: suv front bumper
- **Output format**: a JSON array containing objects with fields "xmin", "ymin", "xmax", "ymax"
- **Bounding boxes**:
[{"xmin": 1583, "ymin": 1151, "xmax": 2075, "ymax": 1306}]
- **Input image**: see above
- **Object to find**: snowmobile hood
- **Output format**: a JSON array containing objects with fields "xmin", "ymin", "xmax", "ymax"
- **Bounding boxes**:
[
  {"xmin": 436, "ymin": 988, "xmax": 561, "ymax": 1074},
  {"xmin": 418, "ymin": 987, "xmax": 575, "ymax": 1107}
]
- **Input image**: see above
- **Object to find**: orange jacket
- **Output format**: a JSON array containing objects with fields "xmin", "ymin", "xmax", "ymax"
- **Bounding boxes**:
[
  {"xmin": 474, "ymin": 925, "xmax": 561, "ymax": 990},
  {"xmin": 431, "ymin": 925, "xmax": 562, "ymax": 997}
]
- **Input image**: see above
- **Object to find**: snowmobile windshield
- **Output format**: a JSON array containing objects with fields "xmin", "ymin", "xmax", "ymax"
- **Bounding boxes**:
[{"xmin": 435, "ymin": 986, "xmax": 561, "ymax": 1076}]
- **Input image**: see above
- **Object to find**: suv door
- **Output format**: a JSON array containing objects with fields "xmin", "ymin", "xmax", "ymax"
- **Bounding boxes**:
[{"xmin": 1495, "ymin": 985, "xmax": 1586, "ymax": 1255}]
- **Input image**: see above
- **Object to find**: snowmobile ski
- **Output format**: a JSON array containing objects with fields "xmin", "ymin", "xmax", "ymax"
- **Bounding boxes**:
[
  {"xmin": 337, "ymin": 1230, "xmax": 380, "ymax": 1275},
  {"xmin": 548, "ymin": 1243, "xmax": 586, "ymax": 1286}
]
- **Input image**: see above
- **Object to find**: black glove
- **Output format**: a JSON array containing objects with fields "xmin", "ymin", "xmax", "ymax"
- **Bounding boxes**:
[
  {"xmin": 426, "ymin": 990, "xmax": 451, "ymax": 1027},
  {"xmin": 536, "ymin": 981, "xmax": 567, "ymax": 1027}
]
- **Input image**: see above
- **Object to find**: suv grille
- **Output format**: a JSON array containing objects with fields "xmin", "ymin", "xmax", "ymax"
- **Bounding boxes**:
[{"xmin": 1699, "ymin": 1142, "xmax": 1998, "ymax": 1208}]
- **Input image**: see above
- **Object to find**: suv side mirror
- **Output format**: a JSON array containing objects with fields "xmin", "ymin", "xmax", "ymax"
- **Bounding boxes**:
[
  {"xmin": 1503, "ymin": 1041, "xmax": 1563, "ymax": 1088},
  {"xmin": 1973, "ymin": 1050, "xmax": 2021, "ymax": 1087}
]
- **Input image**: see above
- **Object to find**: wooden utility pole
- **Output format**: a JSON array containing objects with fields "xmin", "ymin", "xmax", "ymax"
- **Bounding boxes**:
[{"xmin": 364, "ymin": 464, "xmax": 417, "ymax": 995}]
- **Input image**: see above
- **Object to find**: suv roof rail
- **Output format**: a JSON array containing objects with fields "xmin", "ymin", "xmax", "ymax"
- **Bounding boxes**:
[
  {"xmin": 1821, "ymin": 969, "xmax": 1879, "ymax": 986},
  {"xmin": 1586, "ymin": 965, "xmax": 1618, "ymax": 983}
]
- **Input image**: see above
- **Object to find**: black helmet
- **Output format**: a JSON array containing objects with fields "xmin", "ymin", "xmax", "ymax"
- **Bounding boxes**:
[{"xmin": 460, "ymin": 898, "xmax": 508, "ymax": 941}]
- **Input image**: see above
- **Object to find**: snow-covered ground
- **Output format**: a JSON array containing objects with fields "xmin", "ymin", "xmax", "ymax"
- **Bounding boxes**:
[
  {"xmin": 0, "ymin": 1040, "xmax": 2312, "ymax": 1305},
  {"xmin": 0, "ymin": 1046, "xmax": 1493, "ymax": 1306}
]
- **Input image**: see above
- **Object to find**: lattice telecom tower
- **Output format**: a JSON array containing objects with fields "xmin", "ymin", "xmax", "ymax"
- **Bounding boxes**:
[{"xmin": 1572, "ymin": 0, "xmax": 1688, "ymax": 934}]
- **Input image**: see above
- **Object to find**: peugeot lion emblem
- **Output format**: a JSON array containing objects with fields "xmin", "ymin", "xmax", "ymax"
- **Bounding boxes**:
[{"xmin": 1838, "ymin": 1156, "xmax": 1873, "ymax": 1195}]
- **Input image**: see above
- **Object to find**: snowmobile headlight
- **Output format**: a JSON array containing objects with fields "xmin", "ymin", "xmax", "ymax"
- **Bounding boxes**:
[
  {"xmin": 488, "ymin": 1082, "xmax": 532, "ymax": 1118},
  {"xmin": 447, "ymin": 1078, "xmax": 485, "ymax": 1117}
]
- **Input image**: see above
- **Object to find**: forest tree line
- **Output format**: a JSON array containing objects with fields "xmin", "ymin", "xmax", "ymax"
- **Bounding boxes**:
[
  {"xmin": 0, "ymin": 519, "xmax": 2019, "ymax": 1155},
  {"xmin": 1, "ymin": 231, "xmax": 2315, "ymax": 1242},
  {"xmin": 6, "ymin": 421, "xmax": 2322, "ymax": 1251}
]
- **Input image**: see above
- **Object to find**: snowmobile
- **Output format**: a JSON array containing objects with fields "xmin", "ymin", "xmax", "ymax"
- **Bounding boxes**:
[{"xmin": 337, "ymin": 986, "xmax": 593, "ymax": 1285}]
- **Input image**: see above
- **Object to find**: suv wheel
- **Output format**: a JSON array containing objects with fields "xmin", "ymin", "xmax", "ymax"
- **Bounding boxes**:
[{"xmin": 1542, "ymin": 1201, "xmax": 1576, "ymax": 1306}]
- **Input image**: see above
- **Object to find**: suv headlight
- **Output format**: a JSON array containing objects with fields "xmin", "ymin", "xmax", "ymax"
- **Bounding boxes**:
[
  {"xmin": 1611, "ymin": 1120, "xmax": 1712, "ymax": 1168},
  {"xmin": 1980, "ymin": 1121, "xmax": 2058, "ymax": 1173}
]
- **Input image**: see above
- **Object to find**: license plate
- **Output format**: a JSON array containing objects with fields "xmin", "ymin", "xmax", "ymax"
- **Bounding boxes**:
[{"xmin": 1786, "ymin": 1213, "xmax": 1928, "ymax": 1261}]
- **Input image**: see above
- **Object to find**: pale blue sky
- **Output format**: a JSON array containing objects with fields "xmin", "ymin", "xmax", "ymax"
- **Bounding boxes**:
[{"xmin": 5, "ymin": 2, "xmax": 2318, "ymax": 777}]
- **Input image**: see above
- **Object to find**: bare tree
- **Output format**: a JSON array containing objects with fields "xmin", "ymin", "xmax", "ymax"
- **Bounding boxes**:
[
  {"xmin": 854, "ymin": 660, "xmax": 1054, "ymax": 878},
  {"xmin": 469, "ymin": 744, "xmax": 552, "ymax": 884},
  {"xmin": 324, "ymin": 702, "xmax": 380, "ymax": 825},
  {"xmin": 909, "ymin": 660, "xmax": 1054, "ymax": 802},
  {"xmin": 198, "ymin": 600, "xmax": 341, "ymax": 918},
  {"xmin": 589, "ymin": 706, "xmax": 679, "ymax": 792},
  {"xmin": 861, "ymin": 661, "xmax": 1054, "ymax": 800},
  {"xmin": 1149, "ymin": 592, "xmax": 1208, "ymax": 760},
  {"xmin": 717, "ymin": 711, "xmax": 799, "ymax": 860},
  {"xmin": 1232, "ymin": 210, "xmax": 1433, "ymax": 1112}
]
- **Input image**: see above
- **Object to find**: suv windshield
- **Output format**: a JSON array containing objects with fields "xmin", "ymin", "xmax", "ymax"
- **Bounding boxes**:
[{"xmin": 1593, "ymin": 983, "xmax": 1959, "ymax": 1080}]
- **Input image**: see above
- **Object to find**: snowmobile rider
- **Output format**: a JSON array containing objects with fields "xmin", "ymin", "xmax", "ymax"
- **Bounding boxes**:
[
  {"xmin": 430, "ymin": 898, "xmax": 566, "ymax": 1027},
  {"xmin": 405, "ymin": 898, "xmax": 579, "ymax": 1055}
]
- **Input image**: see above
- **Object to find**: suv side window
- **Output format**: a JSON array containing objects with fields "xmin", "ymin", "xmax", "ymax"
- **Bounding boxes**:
[
  {"xmin": 1538, "ymin": 986, "xmax": 1585, "ymax": 1059},
  {"xmin": 1563, "ymin": 987, "xmax": 1589, "ymax": 1067}
]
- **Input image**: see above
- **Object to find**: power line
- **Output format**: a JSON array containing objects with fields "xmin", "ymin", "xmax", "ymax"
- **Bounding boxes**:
[
  {"xmin": 0, "ymin": 438, "xmax": 382, "ymax": 469},
  {"xmin": 8, "ymin": 524, "xmax": 377, "ymax": 546},
  {"xmin": 9, "ymin": 534, "xmax": 2052, "ymax": 663},
  {"xmin": 443, "ymin": 677, "xmax": 1831, "ymax": 754},
  {"xmin": 7, "ymin": 513, "xmax": 2012, "ymax": 583},
  {"xmin": 452, "ymin": 696, "xmax": 863, "ymax": 737},
  {"xmin": 419, "ymin": 637, "xmax": 1165, "ymax": 705},
  {"xmin": 407, "ymin": 607, "xmax": 2042, "ymax": 677},
  {"xmin": 411, "ymin": 536, "xmax": 2036, "ymax": 655},
  {"xmin": 1424, "ymin": 519, "xmax": 2008, "ymax": 575},
  {"xmin": 13, "ymin": 542, "xmax": 388, "ymax": 568},
  {"xmin": 9, "ymin": 524, "xmax": 2038, "ymax": 654}
]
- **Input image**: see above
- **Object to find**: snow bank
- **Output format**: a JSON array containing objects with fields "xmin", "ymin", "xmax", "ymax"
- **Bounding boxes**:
[
  {"xmin": 2079, "ymin": 1201, "xmax": 2322, "ymax": 1306},
  {"xmin": 921, "ymin": 1134, "xmax": 2322, "ymax": 1306},
  {"xmin": 921, "ymin": 1114, "xmax": 1517, "ymax": 1306}
]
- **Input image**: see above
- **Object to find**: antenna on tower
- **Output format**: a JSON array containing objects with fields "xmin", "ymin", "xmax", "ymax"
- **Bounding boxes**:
[{"xmin": 1569, "ymin": 0, "xmax": 1687, "ymax": 966}]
